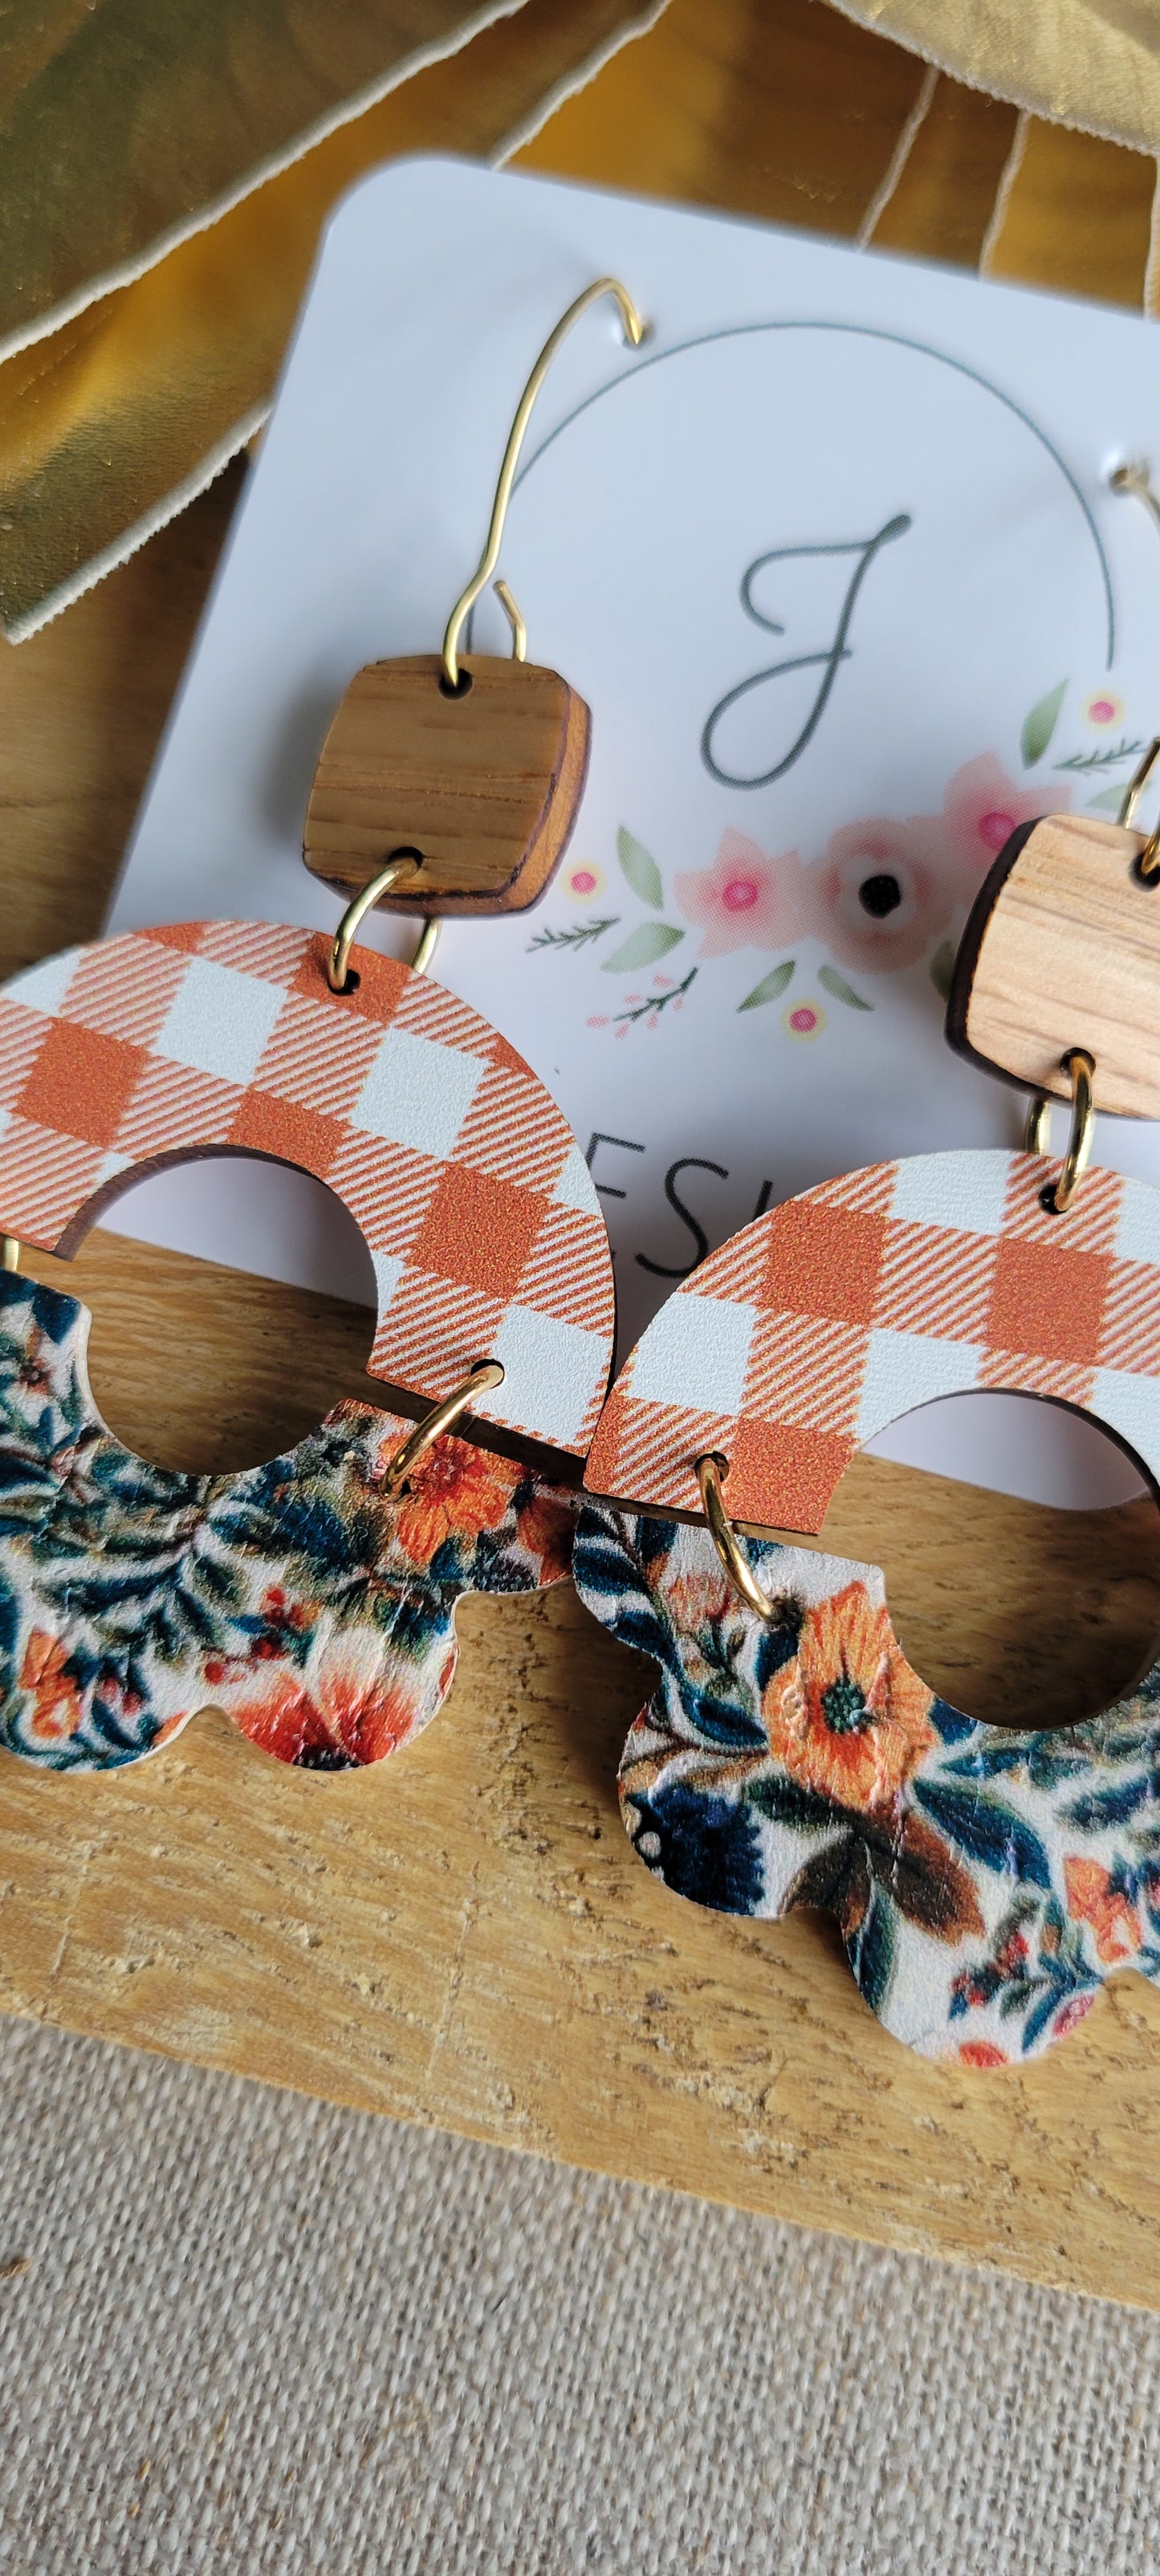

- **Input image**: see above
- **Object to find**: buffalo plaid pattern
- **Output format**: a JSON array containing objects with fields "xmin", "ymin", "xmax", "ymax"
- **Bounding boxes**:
[
  {"xmin": 584, "ymin": 1147, "xmax": 1160, "ymax": 1528},
  {"xmin": 0, "ymin": 922, "xmax": 615, "ymax": 1456}
]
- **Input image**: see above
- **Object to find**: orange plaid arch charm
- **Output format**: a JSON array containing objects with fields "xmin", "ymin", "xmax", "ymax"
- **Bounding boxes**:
[
  {"xmin": 0, "ymin": 919, "xmax": 615, "ymax": 1456},
  {"xmin": 584, "ymin": 1146, "xmax": 1160, "ymax": 1526}
]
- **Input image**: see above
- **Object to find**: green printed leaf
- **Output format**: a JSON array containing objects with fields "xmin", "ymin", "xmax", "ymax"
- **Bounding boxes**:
[
  {"xmin": 849, "ymin": 1878, "xmax": 897, "ymax": 2016},
  {"xmin": 928, "ymin": 937, "xmax": 956, "ymax": 1000},
  {"xmin": 739, "ymin": 959, "xmax": 795, "ymax": 1011},
  {"xmin": 601, "ymin": 922, "xmax": 685, "ymax": 973},
  {"xmin": 616, "ymin": 827, "xmax": 665, "ymax": 909},
  {"xmin": 747, "ymin": 1774, "xmax": 837, "ymax": 1834},
  {"xmin": 1020, "ymin": 679, "xmax": 1068, "ymax": 768},
  {"xmin": 1056, "ymin": 736, "xmax": 1143, "ymax": 776},
  {"xmin": 818, "ymin": 963, "xmax": 872, "ymax": 1011},
  {"xmin": 527, "ymin": 915, "xmax": 620, "ymax": 952},
  {"xmin": 913, "ymin": 1780, "xmax": 1052, "ymax": 1889},
  {"xmin": 1086, "ymin": 785, "xmax": 1127, "ymax": 814}
]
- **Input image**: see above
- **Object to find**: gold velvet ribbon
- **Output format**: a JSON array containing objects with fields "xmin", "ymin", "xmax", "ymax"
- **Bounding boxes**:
[
  {"xmin": 825, "ymin": 0, "xmax": 1160, "ymax": 157},
  {"xmin": 0, "ymin": 0, "xmax": 531, "ymax": 363},
  {"xmin": 2, "ymin": 0, "xmax": 1155, "ymax": 642},
  {"xmin": 0, "ymin": 0, "xmax": 666, "ymax": 638}
]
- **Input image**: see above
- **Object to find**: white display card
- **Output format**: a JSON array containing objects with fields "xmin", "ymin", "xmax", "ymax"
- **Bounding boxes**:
[{"xmin": 108, "ymin": 156, "xmax": 1160, "ymax": 1506}]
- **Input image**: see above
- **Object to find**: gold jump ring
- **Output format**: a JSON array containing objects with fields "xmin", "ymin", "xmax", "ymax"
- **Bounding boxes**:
[
  {"xmin": 1032, "ymin": 1047, "xmax": 1095, "ymax": 1216},
  {"xmin": 328, "ymin": 851, "xmax": 431, "ymax": 992},
  {"xmin": 695, "ymin": 1453, "xmax": 776, "ymax": 1621},
  {"xmin": 1024, "ymin": 1092, "xmax": 1050, "ymax": 1158},
  {"xmin": 385, "ymin": 1361, "xmax": 505, "ymax": 1497}
]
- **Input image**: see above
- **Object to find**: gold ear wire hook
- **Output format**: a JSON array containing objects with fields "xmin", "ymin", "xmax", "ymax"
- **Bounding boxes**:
[
  {"xmin": 441, "ymin": 279, "xmax": 646, "ymax": 691},
  {"xmin": 495, "ymin": 579, "xmax": 527, "ymax": 661},
  {"xmin": 1110, "ymin": 469, "xmax": 1160, "ymax": 873},
  {"xmin": 1110, "ymin": 459, "xmax": 1160, "ymax": 542}
]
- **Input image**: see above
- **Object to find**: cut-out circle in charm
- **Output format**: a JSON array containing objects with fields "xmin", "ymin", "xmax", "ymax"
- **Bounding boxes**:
[
  {"xmin": 0, "ymin": 1273, "xmax": 576, "ymax": 1772},
  {"xmin": 0, "ymin": 920, "xmax": 615, "ymax": 1458},
  {"xmin": 579, "ymin": 1144, "xmax": 1160, "ymax": 2064}
]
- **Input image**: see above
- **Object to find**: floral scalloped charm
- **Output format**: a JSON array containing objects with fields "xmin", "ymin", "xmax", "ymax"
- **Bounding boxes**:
[
  {"xmin": 573, "ymin": 1502, "xmax": 1160, "ymax": 2066},
  {"xmin": 0, "ymin": 1274, "xmax": 575, "ymax": 1772}
]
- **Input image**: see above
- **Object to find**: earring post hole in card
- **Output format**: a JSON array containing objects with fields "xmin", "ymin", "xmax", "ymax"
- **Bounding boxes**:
[{"xmin": 107, "ymin": 155, "xmax": 1160, "ymax": 1510}]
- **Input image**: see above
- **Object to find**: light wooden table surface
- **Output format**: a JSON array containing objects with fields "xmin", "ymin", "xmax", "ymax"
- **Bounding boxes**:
[{"xmin": 3, "ymin": 0, "xmax": 1160, "ymax": 2310}]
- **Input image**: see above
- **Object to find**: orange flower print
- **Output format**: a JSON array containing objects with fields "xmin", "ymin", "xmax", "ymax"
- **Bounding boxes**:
[
  {"xmin": 1064, "ymin": 1858, "xmax": 1142, "ymax": 1964},
  {"xmin": 515, "ymin": 1488, "xmax": 576, "ymax": 1588},
  {"xmin": 763, "ymin": 1584, "xmax": 935, "ymax": 1815},
  {"xmin": 393, "ymin": 1437, "xmax": 521, "ymax": 1567},
  {"xmin": 19, "ymin": 1630, "xmax": 83, "ymax": 1742},
  {"xmin": 958, "ymin": 2041, "xmax": 1009, "ymax": 2069},
  {"xmin": 668, "ymin": 1570, "xmax": 734, "ymax": 1632},
  {"xmin": 221, "ymin": 1649, "xmax": 421, "ymax": 1770},
  {"xmin": 674, "ymin": 831, "xmax": 810, "ymax": 959}
]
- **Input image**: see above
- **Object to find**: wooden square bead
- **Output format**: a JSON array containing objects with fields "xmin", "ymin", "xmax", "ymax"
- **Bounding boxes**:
[
  {"xmin": 302, "ymin": 654, "xmax": 591, "ymax": 915},
  {"xmin": 946, "ymin": 811, "xmax": 1160, "ymax": 1118}
]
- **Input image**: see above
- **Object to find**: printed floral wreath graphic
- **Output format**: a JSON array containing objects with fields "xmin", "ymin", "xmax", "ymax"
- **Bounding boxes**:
[
  {"xmin": 533, "ymin": 687, "xmax": 1145, "ymax": 1037},
  {"xmin": 573, "ymin": 1507, "xmax": 1160, "ymax": 2068}
]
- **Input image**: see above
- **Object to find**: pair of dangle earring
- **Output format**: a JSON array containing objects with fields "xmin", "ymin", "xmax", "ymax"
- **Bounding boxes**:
[
  {"xmin": 0, "ymin": 280, "xmax": 646, "ymax": 1774},
  {"xmin": 10, "ymin": 267, "xmax": 1160, "ymax": 2081}
]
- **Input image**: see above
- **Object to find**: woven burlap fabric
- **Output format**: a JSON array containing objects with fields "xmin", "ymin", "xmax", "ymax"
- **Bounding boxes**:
[{"xmin": 0, "ymin": 2016, "xmax": 1158, "ymax": 2573}]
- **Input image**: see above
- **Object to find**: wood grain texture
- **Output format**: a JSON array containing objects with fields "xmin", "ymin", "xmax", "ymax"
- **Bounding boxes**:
[
  {"xmin": 949, "ymin": 813, "xmax": 1160, "ymax": 1116},
  {"xmin": 3, "ymin": 0, "xmax": 1160, "ymax": 2304},
  {"xmin": 303, "ymin": 655, "xmax": 591, "ymax": 912}
]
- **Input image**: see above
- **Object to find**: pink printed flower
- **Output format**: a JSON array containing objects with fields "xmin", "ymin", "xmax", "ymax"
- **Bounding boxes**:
[
  {"xmin": 564, "ymin": 862, "xmax": 604, "ymax": 902},
  {"xmin": 674, "ymin": 831, "xmax": 809, "ymax": 959},
  {"xmin": 1052, "ymin": 1992, "xmax": 1097, "ymax": 2043},
  {"xmin": 938, "ymin": 753, "xmax": 1064, "ymax": 899},
  {"xmin": 808, "ymin": 816, "xmax": 952, "ymax": 972},
  {"xmin": 784, "ymin": 1001, "xmax": 824, "ymax": 1041}
]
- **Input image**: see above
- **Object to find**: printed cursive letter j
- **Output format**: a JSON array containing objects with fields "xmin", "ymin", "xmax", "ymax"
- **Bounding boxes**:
[{"xmin": 701, "ymin": 512, "xmax": 911, "ymax": 789}]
